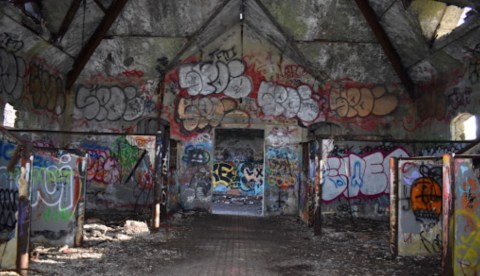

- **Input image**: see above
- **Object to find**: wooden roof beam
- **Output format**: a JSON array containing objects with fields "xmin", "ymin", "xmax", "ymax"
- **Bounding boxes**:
[
  {"xmin": 53, "ymin": 0, "xmax": 83, "ymax": 43},
  {"xmin": 355, "ymin": 0, "xmax": 416, "ymax": 99},
  {"xmin": 66, "ymin": 0, "xmax": 130, "ymax": 90}
]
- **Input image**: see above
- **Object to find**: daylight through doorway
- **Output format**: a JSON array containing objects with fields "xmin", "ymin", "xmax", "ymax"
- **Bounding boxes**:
[{"xmin": 212, "ymin": 129, "xmax": 264, "ymax": 216}]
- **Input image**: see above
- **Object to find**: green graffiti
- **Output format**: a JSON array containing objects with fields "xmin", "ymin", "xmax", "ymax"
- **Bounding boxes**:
[
  {"xmin": 112, "ymin": 136, "xmax": 142, "ymax": 177},
  {"xmin": 42, "ymin": 207, "xmax": 75, "ymax": 222},
  {"xmin": 31, "ymin": 167, "xmax": 75, "ymax": 185}
]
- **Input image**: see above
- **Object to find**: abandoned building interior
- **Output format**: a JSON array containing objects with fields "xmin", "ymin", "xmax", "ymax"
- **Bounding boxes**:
[{"xmin": 1, "ymin": 0, "xmax": 480, "ymax": 275}]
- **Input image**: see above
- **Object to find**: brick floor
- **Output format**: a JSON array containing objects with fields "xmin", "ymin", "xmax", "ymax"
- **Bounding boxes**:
[{"xmin": 159, "ymin": 215, "xmax": 291, "ymax": 276}]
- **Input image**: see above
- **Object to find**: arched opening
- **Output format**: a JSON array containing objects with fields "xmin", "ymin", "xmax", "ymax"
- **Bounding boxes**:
[
  {"xmin": 3, "ymin": 103, "xmax": 16, "ymax": 128},
  {"xmin": 451, "ymin": 113, "xmax": 477, "ymax": 140}
]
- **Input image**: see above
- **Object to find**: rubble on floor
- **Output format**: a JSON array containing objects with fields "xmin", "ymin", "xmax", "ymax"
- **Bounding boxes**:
[{"xmin": 1, "ymin": 212, "xmax": 440, "ymax": 276}]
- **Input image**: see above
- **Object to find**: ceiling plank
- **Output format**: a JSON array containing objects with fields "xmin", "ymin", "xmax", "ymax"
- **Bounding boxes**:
[
  {"xmin": 66, "ymin": 0, "xmax": 130, "ymax": 90},
  {"xmin": 355, "ymin": 0, "xmax": 416, "ymax": 99},
  {"xmin": 53, "ymin": 0, "xmax": 83, "ymax": 43}
]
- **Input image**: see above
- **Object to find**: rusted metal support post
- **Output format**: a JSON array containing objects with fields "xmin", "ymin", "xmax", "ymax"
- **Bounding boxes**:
[
  {"xmin": 389, "ymin": 157, "xmax": 399, "ymax": 258},
  {"xmin": 442, "ymin": 154, "xmax": 454, "ymax": 276}
]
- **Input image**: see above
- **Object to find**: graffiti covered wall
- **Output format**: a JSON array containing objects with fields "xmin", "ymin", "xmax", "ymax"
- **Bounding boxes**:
[
  {"xmin": 397, "ymin": 159, "xmax": 443, "ymax": 256},
  {"xmin": 321, "ymin": 141, "xmax": 410, "ymax": 218},
  {"xmin": 0, "ymin": 140, "xmax": 20, "ymax": 269},
  {"xmin": 78, "ymin": 135, "xmax": 156, "ymax": 213},
  {"xmin": 264, "ymin": 126, "xmax": 302, "ymax": 215},
  {"xmin": 30, "ymin": 150, "xmax": 87, "ymax": 246},
  {"xmin": 452, "ymin": 157, "xmax": 480, "ymax": 275},
  {"xmin": 177, "ymin": 133, "xmax": 213, "ymax": 210},
  {"xmin": 213, "ymin": 129, "xmax": 264, "ymax": 196}
]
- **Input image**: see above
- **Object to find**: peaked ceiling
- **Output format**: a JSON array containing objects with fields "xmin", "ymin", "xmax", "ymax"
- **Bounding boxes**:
[{"xmin": 1, "ymin": 0, "xmax": 479, "ymax": 98}]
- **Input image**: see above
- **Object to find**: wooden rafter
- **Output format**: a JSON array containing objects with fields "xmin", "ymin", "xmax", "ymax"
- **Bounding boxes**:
[
  {"xmin": 93, "ymin": 0, "xmax": 108, "ymax": 13},
  {"xmin": 66, "ymin": 0, "xmax": 130, "ymax": 90},
  {"xmin": 53, "ymin": 0, "xmax": 83, "ymax": 42},
  {"xmin": 355, "ymin": 0, "xmax": 416, "ymax": 99}
]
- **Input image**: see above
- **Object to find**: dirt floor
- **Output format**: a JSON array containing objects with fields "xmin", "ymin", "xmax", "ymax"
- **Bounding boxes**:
[{"xmin": 1, "ymin": 212, "xmax": 440, "ymax": 276}]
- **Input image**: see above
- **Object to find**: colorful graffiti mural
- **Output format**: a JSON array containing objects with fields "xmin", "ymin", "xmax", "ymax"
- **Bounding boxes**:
[
  {"xmin": 213, "ymin": 161, "xmax": 263, "ymax": 196},
  {"xmin": 322, "ymin": 147, "xmax": 409, "ymax": 202},
  {"xmin": 453, "ymin": 157, "xmax": 480, "ymax": 275},
  {"xmin": 178, "ymin": 137, "xmax": 213, "ymax": 210},
  {"xmin": 397, "ymin": 159, "xmax": 443, "ymax": 256},
  {"xmin": 80, "ymin": 136, "xmax": 155, "ymax": 211},
  {"xmin": 30, "ymin": 150, "xmax": 87, "ymax": 246}
]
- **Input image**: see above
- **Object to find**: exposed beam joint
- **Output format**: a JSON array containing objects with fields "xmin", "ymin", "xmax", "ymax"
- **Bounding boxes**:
[
  {"xmin": 93, "ymin": 0, "xmax": 108, "ymax": 13},
  {"xmin": 355, "ymin": 0, "xmax": 416, "ymax": 99},
  {"xmin": 66, "ymin": 0, "xmax": 130, "ymax": 90},
  {"xmin": 53, "ymin": 0, "xmax": 83, "ymax": 43}
]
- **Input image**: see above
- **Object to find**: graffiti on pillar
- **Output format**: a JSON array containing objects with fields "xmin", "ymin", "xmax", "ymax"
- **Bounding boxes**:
[
  {"xmin": 266, "ymin": 147, "xmax": 299, "ymax": 190},
  {"xmin": 182, "ymin": 144, "xmax": 211, "ymax": 165},
  {"xmin": 453, "ymin": 158, "xmax": 480, "ymax": 275},
  {"xmin": 179, "ymin": 60, "xmax": 252, "ymax": 98},
  {"xmin": 27, "ymin": 150, "xmax": 87, "ymax": 246},
  {"xmin": 179, "ymin": 138, "xmax": 213, "ymax": 210},
  {"xmin": 398, "ymin": 159, "xmax": 443, "ymax": 256},
  {"xmin": 258, "ymin": 81, "xmax": 320, "ymax": 123},
  {"xmin": 0, "ymin": 140, "xmax": 19, "ymax": 245},
  {"xmin": 264, "ymin": 145, "xmax": 300, "ymax": 215}
]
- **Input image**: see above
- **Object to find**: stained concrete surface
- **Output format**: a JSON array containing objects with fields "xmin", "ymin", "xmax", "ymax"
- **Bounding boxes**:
[{"xmin": 19, "ymin": 212, "xmax": 440, "ymax": 276}]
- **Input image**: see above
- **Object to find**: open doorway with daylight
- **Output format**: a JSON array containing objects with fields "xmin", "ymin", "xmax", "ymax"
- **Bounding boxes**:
[
  {"xmin": 212, "ymin": 129, "xmax": 264, "ymax": 216},
  {"xmin": 451, "ymin": 113, "xmax": 477, "ymax": 140}
]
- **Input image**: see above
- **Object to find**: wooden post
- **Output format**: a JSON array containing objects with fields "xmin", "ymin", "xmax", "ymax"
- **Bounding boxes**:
[
  {"xmin": 152, "ymin": 132, "xmax": 163, "ymax": 230},
  {"xmin": 16, "ymin": 156, "xmax": 32, "ymax": 276},
  {"xmin": 313, "ymin": 141, "xmax": 322, "ymax": 236},
  {"xmin": 389, "ymin": 157, "xmax": 399, "ymax": 258},
  {"xmin": 442, "ymin": 154, "xmax": 454, "ymax": 276},
  {"xmin": 74, "ymin": 155, "xmax": 88, "ymax": 247}
]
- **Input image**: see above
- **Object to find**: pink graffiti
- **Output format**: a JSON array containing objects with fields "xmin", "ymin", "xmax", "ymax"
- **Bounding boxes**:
[{"xmin": 86, "ymin": 149, "xmax": 121, "ymax": 185}]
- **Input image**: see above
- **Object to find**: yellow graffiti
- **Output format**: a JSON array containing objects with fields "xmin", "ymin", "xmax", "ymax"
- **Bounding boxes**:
[
  {"xmin": 454, "ymin": 209, "xmax": 480, "ymax": 276},
  {"xmin": 212, "ymin": 162, "xmax": 237, "ymax": 188}
]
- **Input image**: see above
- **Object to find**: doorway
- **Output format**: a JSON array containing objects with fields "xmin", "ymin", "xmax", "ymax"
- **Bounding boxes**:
[{"xmin": 212, "ymin": 129, "xmax": 264, "ymax": 216}]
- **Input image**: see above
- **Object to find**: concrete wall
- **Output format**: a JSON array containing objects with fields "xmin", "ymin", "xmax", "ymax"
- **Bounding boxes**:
[
  {"xmin": 79, "ymin": 135, "xmax": 156, "ymax": 213},
  {"xmin": 397, "ymin": 158, "xmax": 443, "ymax": 256},
  {"xmin": 451, "ymin": 156, "xmax": 480, "ymax": 275},
  {"xmin": 319, "ymin": 140, "xmax": 410, "ymax": 219},
  {"xmin": 0, "ymin": 140, "xmax": 20, "ymax": 269},
  {"xmin": 177, "ymin": 132, "xmax": 213, "ymax": 211},
  {"xmin": 30, "ymin": 149, "xmax": 87, "ymax": 246}
]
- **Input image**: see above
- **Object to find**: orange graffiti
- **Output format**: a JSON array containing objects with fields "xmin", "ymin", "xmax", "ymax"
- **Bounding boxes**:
[{"xmin": 411, "ymin": 177, "xmax": 442, "ymax": 221}]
